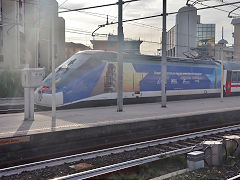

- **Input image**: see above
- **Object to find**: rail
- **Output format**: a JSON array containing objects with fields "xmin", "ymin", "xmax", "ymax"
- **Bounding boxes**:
[{"xmin": 1, "ymin": 124, "xmax": 240, "ymax": 178}]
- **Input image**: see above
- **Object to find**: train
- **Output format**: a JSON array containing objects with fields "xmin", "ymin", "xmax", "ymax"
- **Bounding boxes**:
[{"xmin": 34, "ymin": 50, "xmax": 240, "ymax": 109}]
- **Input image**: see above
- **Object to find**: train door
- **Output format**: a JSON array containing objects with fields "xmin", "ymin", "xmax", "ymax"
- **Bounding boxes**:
[{"xmin": 225, "ymin": 70, "xmax": 232, "ymax": 96}]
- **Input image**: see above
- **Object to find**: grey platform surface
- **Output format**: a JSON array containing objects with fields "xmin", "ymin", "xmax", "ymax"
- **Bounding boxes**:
[{"xmin": 1, "ymin": 96, "xmax": 240, "ymax": 139}]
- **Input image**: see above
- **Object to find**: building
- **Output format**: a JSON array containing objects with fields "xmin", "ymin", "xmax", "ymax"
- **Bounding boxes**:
[
  {"xmin": 0, "ymin": 0, "xmax": 65, "ymax": 73},
  {"xmin": 65, "ymin": 42, "xmax": 91, "ymax": 59},
  {"xmin": 91, "ymin": 34, "xmax": 143, "ymax": 54},
  {"xmin": 166, "ymin": 26, "xmax": 176, "ymax": 57},
  {"xmin": 38, "ymin": 1, "xmax": 65, "ymax": 73},
  {"xmin": 231, "ymin": 18, "xmax": 240, "ymax": 61},
  {"xmin": 195, "ymin": 24, "xmax": 215, "ymax": 58},
  {"xmin": 167, "ymin": 6, "xmax": 198, "ymax": 57},
  {"xmin": 215, "ymin": 44, "xmax": 234, "ymax": 61},
  {"xmin": 215, "ymin": 34, "xmax": 234, "ymax": 61},
  {"xmin": 166, "ymin": 6, "xmax": 215, "ymax": 58}
]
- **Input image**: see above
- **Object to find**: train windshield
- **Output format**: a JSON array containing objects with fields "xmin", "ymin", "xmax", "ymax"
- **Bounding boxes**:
[
  {"xmin": 42, "ymin": 52, "xmax": 92, "ymax": 91},
  {"xmin": 57, "ymin": 53, "xmax": 90, "ymax": 71}
]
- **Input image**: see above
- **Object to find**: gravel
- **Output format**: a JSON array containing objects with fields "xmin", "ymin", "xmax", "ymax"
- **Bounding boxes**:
[
  {"xmin": 1, "ymin": 133, "xmax": 239, "ymax": 180},
  {"xmin": 168, "ymin": 165, "xmax": 240, "ymax": 180},
  {"xmin": 1, "ymin": 145, "xmax": 167, "ymax": 180}
]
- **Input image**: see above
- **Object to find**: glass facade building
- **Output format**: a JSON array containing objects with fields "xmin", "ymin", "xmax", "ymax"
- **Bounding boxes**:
[{"xmin": 197, "ymin": 24, "xmax": 215, "ymax": 57}]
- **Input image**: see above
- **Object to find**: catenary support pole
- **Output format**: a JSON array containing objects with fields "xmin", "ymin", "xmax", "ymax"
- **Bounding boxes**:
[
  {"xmin": 35, "ymin": 0, "xmax": 40, "ymax": 68},
  {"xmin": 117, "ymin": 0, "xmax": 124, "ymax": 112},
  {"xmin": 161, "ymin": 0, "xmax": 167, "ymax": 107},
  {"xmin": 221, "ymin": 45, "xmax": 224, "ymax": 100},
  {"xmin": 220, "ymin": 27, "xmax": 224, "ymax": 100},
  {"xmin": 17, "ymin": 1, "xmax": 20, "ymax": 66},
  {"xmin": 51, "ymin": 14, "xmax": 56, "ymax": 121}
]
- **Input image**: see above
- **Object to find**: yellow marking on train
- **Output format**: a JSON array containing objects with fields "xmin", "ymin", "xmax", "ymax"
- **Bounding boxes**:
[
  {"xmin": 0, "ymin": 106, "xmax": 240, "ymax": 136},
  {"xmin": 56, "ymin": 77, "xmax": 61, "ymax": 83}
]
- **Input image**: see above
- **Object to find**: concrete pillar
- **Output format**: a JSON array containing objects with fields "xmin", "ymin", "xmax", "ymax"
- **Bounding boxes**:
[
  {"xmin": 22, "ymin": 68, "xmax": 45, "ymax": 121},
  {"xmin": 223, "ymin": 135, "xmax": 240, "ymax": 156},
  {"xmin": 203, "ymin": 141, "xmax": 222, "ymax": 166},
  {"xmin": 187, "ymin": 151, "xmax": 204, "ymax": 170},
  {"xmin": 24, "ymin": 88, "xmax": 34, "ymax": 121}
]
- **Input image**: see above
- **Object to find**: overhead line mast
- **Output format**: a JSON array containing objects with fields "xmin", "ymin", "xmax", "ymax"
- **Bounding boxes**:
[
  {"xmin": 117, "ymin": 0, "xmax": 124, "ymax": 112},
  {"xmin": 161, "ymin": 0, "xmax": 167, "ymax": 107}
]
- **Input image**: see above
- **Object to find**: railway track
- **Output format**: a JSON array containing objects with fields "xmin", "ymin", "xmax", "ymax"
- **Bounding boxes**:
[
  {"xmin": 228, "ymin": 174, "xmax": 240, "ymax": 180},
  {"xmin": 2, "ymin": 124, "xmax": 240, "ymax": 179},
  {"xmin": 0, "ymin": 108, "xmax": 24, "ymax": 114},
  {"xmin": 0, "ymin": 98, "xmax": 24, "ymax": 114}
]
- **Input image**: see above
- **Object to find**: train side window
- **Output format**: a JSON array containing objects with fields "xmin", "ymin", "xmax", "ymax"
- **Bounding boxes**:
[
  {"xmin": 238, "ymin": 72, "xmax": 240, "ymax": 83},
  {"xmin": 232, "ymin": 72, "xmax": 238, "ymax": 83}
]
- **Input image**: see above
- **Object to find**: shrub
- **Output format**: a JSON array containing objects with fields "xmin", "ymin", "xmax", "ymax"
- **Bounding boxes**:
[{"xmin": 0, "ymin": 70, "xmax": 24, "ymax": 98}]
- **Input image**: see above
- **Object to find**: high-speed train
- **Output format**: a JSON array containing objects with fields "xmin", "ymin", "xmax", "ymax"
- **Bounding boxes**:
[{"xmin": 35, "ymin": 50, "xmax": 240, "ymax": 109}]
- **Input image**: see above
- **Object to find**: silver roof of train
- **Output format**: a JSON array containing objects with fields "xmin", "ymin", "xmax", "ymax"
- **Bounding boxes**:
[
  {"xmin": 223, "ymin": 61, "xmax": 240, "ymax": 70},
  {"xmin": 76, "ymin": 50, "xmax": 219, "ymax": 66}
]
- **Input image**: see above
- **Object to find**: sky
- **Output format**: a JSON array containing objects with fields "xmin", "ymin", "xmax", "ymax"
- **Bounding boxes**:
[{"xmin": 56, "ymin": 0, "xmax": 239, "ymax": 55}]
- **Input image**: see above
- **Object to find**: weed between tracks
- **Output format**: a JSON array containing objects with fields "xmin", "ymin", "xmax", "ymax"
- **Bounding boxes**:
[
  {"xmin": 168, "ymin": 154, "xmax": 240, "ymax": 180},
  {"xmin": 167, "ymin": 165, "xmax": 240, "ymax": 180},
  {"xmin": 95, "ymin": 155, "xmax": 187, "ymax": 180},
  {"xmin": 96, "ymin": 154, "xmax": 240, "ymax": 180}
]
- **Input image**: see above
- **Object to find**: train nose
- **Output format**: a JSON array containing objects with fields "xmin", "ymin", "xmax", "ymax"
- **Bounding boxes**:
[{"xmin": 34, "ymin": 88, "xmax": 64, "ymax": 107}]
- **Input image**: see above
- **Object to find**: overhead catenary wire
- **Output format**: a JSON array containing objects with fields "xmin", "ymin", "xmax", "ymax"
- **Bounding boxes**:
[
  {"xmin": 58, "ymin": 0, "xmax": 140, "ymax": 13},
  {"xmin": 59, "ymin": 0, "xmax": 238, "ymax": 41},
  {"xmin": 215, "ymin": 0, "xmax": 240, "ymax": 11},
  {"xmin": 66, "ymin": 29, "xmax": 108, "ymax": 37},
  {"xmin": 58, "ymin": 0, "xmax": 70, "ymax": 8},
  {"xmin": 62, "ymin": 0, "xmax": 239, "ymax": 57},
  {"xmin": 61, "ymin": 9, "xmax": 161, "ymax": 31},
  {"xmin": 88, "ymin": 11, "xmax": 161, "ymax": 30},
  {"xmin": 12, "ymin": 0, "xmax": 240, "ymax": 30},
  {"xmin": 65, "ymin": 26, "xmax": 238, "ymax": 48},
  {"xmin": 65, "ymin": 30, "xmax": 236, "ymax": 54},
  {"xmin": 189, "ymin": 0, "xmax": 240, "ymax": 16},
  {"xmin": 98, "ymin": 1, "xmax": 240, "ymax": 26},
  {"xmin": 58, "ymin": 0, "xmax": 161, "ymax": 31}
]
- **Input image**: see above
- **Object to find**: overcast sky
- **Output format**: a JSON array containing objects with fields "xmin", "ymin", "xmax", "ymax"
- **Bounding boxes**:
[{"xmin": 56, "ymin": 0, "xmax": 239, "ymax": 55}]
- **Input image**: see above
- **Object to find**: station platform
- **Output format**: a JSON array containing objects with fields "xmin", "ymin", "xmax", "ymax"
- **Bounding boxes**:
[{"xmin": 1, "ymin": 96, "xmax": 240, "ymax": 166}]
